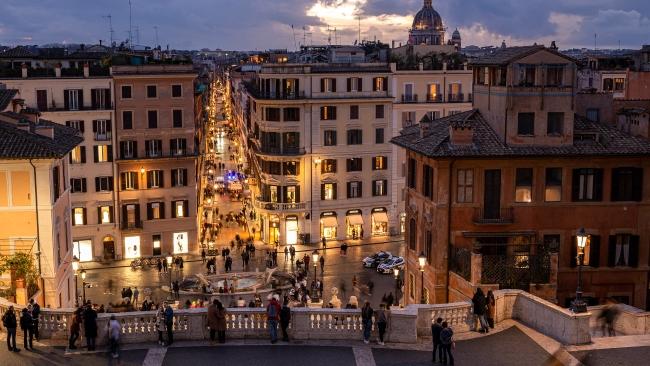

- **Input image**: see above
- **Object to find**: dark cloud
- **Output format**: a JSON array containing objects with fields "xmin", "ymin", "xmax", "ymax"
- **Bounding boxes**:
[{"xmin": 0, "ymin": 0, "xmax": 648, "ymax": 50}]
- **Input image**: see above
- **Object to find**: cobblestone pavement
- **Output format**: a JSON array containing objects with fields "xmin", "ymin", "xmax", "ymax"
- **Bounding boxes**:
[{"xmin": 571, "ymin": 347, "xmax": 650, "ymax": 366}]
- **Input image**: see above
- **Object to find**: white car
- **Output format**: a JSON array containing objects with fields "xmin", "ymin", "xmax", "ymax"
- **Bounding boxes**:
[
  {"xmin": 377, "ymin": 256, "xmax": 405, "ymax": 274},
  {"xmin": 362, "ymin": 251, "xmax": 392, "ymax": 268}
]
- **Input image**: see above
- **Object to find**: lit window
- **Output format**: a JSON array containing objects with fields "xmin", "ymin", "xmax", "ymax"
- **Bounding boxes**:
[
  {"xmin": 323, "ymin": 183, "xmax": 336, "ymax": 200},
  {"xmin": 270, "ymin": 186, "xmax": 278, "ymax": 203},
  {"xmin": 95, "ymin": 145, "xmax": 110, "ymax": 163},
  {"xmin": 457, "ymin": 169, "xmax": 474, "ymax": 203},
  {"xmin": 100, "ymin": 206, "xmax": 112, "ymax": 223},
  {"xmin": 515, "ymin": 168, "xmax": 533, "ymax": 203},
  {"xmin": 175, "ymin": 201, "xmax": 186, "ymax": 218},
  {"xmin": 70, "ymin": 146, "xmax": 84, "ymax": 164},
  {"xmin": 73, "ymin": 207, "xmax": 85, "ymax": 226},
  {"xmin": 545, "ymin": 168, "xmax": 562, "ymax": 202}
]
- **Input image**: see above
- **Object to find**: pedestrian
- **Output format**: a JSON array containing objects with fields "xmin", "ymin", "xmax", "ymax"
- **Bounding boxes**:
[
  {"xmin": 162, "ymin": 258, "xmax": 168, "ymax": 272},
  {"xmin": 486, "ymin": 290, "xmax": 496, "ymax": 329},
  {"xmin": 289, "ymin": 246, "xmax": 295, "ymax": 262},
  {"xmin": 69, "ymin": 309, "xmax": 81, "ymax": 350},
  {"xmin": 83, "ymin": 301, "xmax": 98, "ymax": 351},
  {"xmin": 165, "ymin": 303, "xmax": 174, "ymax": 346},
  {"xmin": 322, "ymin": 236, "xmax": 327, "ymax": 248},
  {"xmin": 375, "ymin": 303, "xmax": 388, "ymax": 346},
  {"xmin": 320, "ymin": 255, "xmax": 325, "ymax": 273},
  {"xmin": 440, "ymin": 321, "xmax": 455, "ymax": 365},
  {"xmin": 2, "ymin": 305, "xmax": 19, "ymax": 352},
  {"xmin": 108, "ymin": 315, "xmax": 121, "ymax": 359},
  {"xmin": 361, "ymin": 301, "xmax": 373, "ymax": 344},
  {"xmin": 157, "ymin": 259, "xmax": 163, "ymax": 274},
  {"xmin": 266, "ymin": 294, "xmax": 281, "ymax": 344},
  {"xmin": 29, "ymin": 299, "xmax": 40, "ymax": 340},
  {"xmin": 598, "ymin": 298, "xmax": 620, "ymax": 337},
  {"xmin": 304, "ymin": 254, "xmax": 310, "ymax": 268},
  {"xmin": 367, "ymin": 280, "xmax": 374, "ymax": 295},
  {"xmin": 284, "ymin": 246, "xmax": 289, "ymax": 261},
  {"xmin": 386, "ymin": 292, "xmax": 394, "ymax": 307},
  {"xmin": 431, "ymin": 317, "xmax": 443, "ymax": 363},
  {"xmin": 207, "ymin": 299, "xmax": 219, "ymax": 342},
  {"xmin": 472, "ymin": 288, "xmax": 489, "ymax": 333},
  {"xmin": 215, "ymin": 300, "xmax": 227, "ymax": 343},
  {"xmin": 280, "ymin": 297, "xmax": 291, "ymax": 342},
  {"xmin": 156, "ymin": 305, "xmax": 166, "ymax": 346},
  {"xmin": 20, "ymin": 308, "xmax": 33, "ymax": 350},
  {"xmin": 133, "ymin": 287, "xmax": 140, "ymax": 307},
  {"xmin": 201, "ymin": 249, "xmax": 207, "ymax": 263},
  {"xmin": 352, "ymin": 275, "xmax": 358, "ymax": 288}
]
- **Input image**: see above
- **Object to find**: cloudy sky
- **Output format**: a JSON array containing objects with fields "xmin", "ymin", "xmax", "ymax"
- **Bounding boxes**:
[{"xmin": 1, "ymin": 0, "xmax": 648, "ymax": 50}]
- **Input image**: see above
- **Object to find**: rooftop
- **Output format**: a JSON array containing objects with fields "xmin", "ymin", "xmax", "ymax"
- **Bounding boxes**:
[
  {"xmin": 0, "ymin": 112, "xmax": 83, "ymax": 159},
  {"xmin": 391, "ymin": 109, "xmax": 650, "ymax": 158},
  {"xmin": 471, "ymin": 45, "xmax": 575, "ymax": 66},
  {"xmin": 0, "ymin": 89, "xmax": 18, "ymax": 111}
]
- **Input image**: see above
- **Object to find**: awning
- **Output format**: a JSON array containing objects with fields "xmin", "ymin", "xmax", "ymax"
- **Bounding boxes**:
[
  {"xmin": 347, "ymin": 214, "xmax": 364, "ymax": 225},
  {"xmin": 321, "ymin": 216, "xmax": 338, "ymax": 227},
  {"xmin": 372, "ymin": 211, "xmax": 389, "ymax": 223}
]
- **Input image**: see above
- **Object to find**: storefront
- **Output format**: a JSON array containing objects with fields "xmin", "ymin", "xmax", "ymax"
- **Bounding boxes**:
[
  {"xmin": 173, "ymin": 232, "xmax": 189, "ymax": 254},
  {"xmin": 269, "ymin": 215, "xmax": 280, "ymax": 245},
  {"xmin": 285, "ymin": 216, "xmax": 298, "ymax": 245},
  {"xmin": 371, "ymin": 208, "xmax": 389, "ymax": 236},
  {"xmin": 399, "ymin": 212, "xmax": 406, "ymax": 234},
  {"xmin": 152, "ymin": 234, "xmax": 162, "ymax": 256},
  {"xmin": 73, "ymin": 239, "xmax": 93, "ymax": 262},
  {"xmin": 346, "ymin": 210, "xmax": 364, "ymax": 239},
  {"xmin": 103, "ymin": 236, "xmax": 115, "ymax": 260},
  {"xmin": 124, "ymin": 236, "xmax": 141, "ymax": 259},
  {"xmin": 320, "ymin": 212, "xmax": 338, "ymax": 239}
]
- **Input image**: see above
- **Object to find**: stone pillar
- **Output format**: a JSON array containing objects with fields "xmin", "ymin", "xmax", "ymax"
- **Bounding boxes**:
[
  {"xmin": 470, "ymin": 253, "xmax": 482, "ymax": 285},
  {"xmin": 21, "ymin": 63, "xmax": 28, "ymax": 78},
  {"xmin": 83, "ymin": 62, "xmax": 90, "ymax": 78},
  {"xmin": 386, "ymin": 308, "xmax": 417, "ymax": 343},
  {"xmin": 55, "ymin": 63, "xmax": 61, "ymax": 78},
  {"xmin": 290, "ymin": 308, "xmax": 311, "ymax": 340}
]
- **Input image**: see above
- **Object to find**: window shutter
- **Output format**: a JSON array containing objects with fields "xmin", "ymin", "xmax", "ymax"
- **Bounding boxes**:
[
  {"xmin": 358, "ymin": 78, "xmax": 363, "ymax": 92},
  {"xmin": 97, "ymin": 207, "xmax": 101, "ymax": 224},
  {"xmin": 182, "ymin": 169, "xmax": 188, "ymax": 186},
  {"xmin": 295, "ymin": 79, "xmax": 300, "ymax": 96},
  {"xmin": 593, "ymin": 168, "xmax": 603, "ymax": 201},
  {"xmin": 295, "ymin": 187, "xmax": 300, "ymax": 202},
  {"xmin": 122, "ymin": 205, "xmax": 128, "ymax": 227},
  {"xmin": 347, "ymin": 78, "xmax": 351, "ymax": 92},
  {"xmin": 106, "ymin": 89, "xmax": 112, "ymax": 109},
  {"xmin": 320, "ymin": 78, "xmax": 325, "ymax": 92},
  {"xmin": 372, "ymin": 181, "xmax": 377, "ymax": 196},
  {"xmin": 589, "ymin": 235, "xmax": 600, "ymax": 268},
  {"xmin": 82, "ymin": 208, "xmax": 87, "ymax": 225},
  {"xmin": 172, "ymin": 170, "xmax": 178, "ymax": 187},
  {"xmin": 91, "ymin": 90, "xmax": 97, "ymax": 109},
  {"xmin": 607, "ymin": 236, "xmax": 616, "ymax": 267},
  {"xmin": 66, "ymin": 121, "xmax": 71, "ymax": 127},
  {"xmin": 147, "ymin": 171, "xmax": 152, "ymax": 189},
  {"xmin": 332, "ymin": 78, "xmax": 337, "ymax": 92},
  {"xmin": 95, "ymin": 177, "xmax": 100, "ymax": 192},
  {"xmin": 633, "ymin": 168, "xmax": 643, "ymax": 201},
  {"xmin": 333, "ymin": 183, "xmax": 337, "ymax": 200},
  {"xmin": 170, "ymin": 139, "xmax": 177, "ymax": 152},
  {"xmin": 570, "ymin": 236, "xmax": 577, "ymax": 267},
  {"xmin": 382, "ymin": 77, "xmax": 388, "ymax": 91},
  {"xmin": 320, "ymin": 184, "xmax": 325, "ymax": 200},
  {"xmin": 332, "ymin": 107, "xmax": 337, "ymax": 120},
  {"xmin": 120, "ymin": 173, "xmax": 126, "ymax": 191},
  {"xmin": 320, "ymin": 107, "xmax": 325, "ymax": 120},
  {"xmin": 93, "ymin": 146, "xmax": 99, "ymax": 163},
  {"xmin": 105, "ymin": 121, "xmax": 110, "ymax": 132},
  {"xmin": 119, "ymin": 141, "xmax": 125, "ymax": 159},
  {"xmin": 160, "ymin": 202, "xmax": 165, "ymax": 219},
  {"xmin": 629, "ymin": 235, "xmax": 639, "ymax": 267},
  {"xmin": 347, "ymin": 182, "xmax": 351, "ymax": 198},
  {"xmin": 147, "ymin": 203, "xmax": 153, "ymax": 220},
  {"xmin": 64, "ymin": 91, "xmax": 70, "ymax": 110},
  {"xmin": 372, "ymin": 157, "xmax": 377, "ymax": 170},
  {"xmin": 571, "ymin": 169, "xmax": 580, "ymax": 201},
  {"xmin": 171, "ymin": 201, "xmax": 177, "ymax": 218},
  {"xmin": 383, "ymin": 180, "xmax": 388, "ymax": 195},
  {"xmin": 145, "ymin": 140, "xmax": 151, "ymax": 155},
  {"xmin": 82, "ymin": 178, "xmax": 87, "ymax": 192},
  {"xmin": 183, "ymin": 200, "xmax": 189, "ymax": 217},
  {"xmin": 134, "ymin": 204, "xmax": 141, "ymax": 227},
  {"xmin": 133, "ymin": 173, "xmax": 139, "ymax": 190},
  {"xmin": 78, "ymin": 89, "xmax": 84, "ymax": 109},
  {"xmin": 132, "ymin": 141, "xmax": 138, "ymax": 158},
  {"xmin": 80, "ymin": 146, "xmax": 86, "ymax": 163},
  {"xmin": 69, "ymin": 153, "xmax": 72, "ymax": 164},
  {"xmin": 79, "ymin": 121, "xmax": 85, "ymax": 133},
  {"xmin": 109, "ymin": 177, "xmax": 114, "ymax": 191},
  {"xmin": 109, "ymin": 206, "xmax": 114, "ymax": 223},
  {"xmin": 159, "ymin": 171, "xmax": 164, "ymax": 188}
]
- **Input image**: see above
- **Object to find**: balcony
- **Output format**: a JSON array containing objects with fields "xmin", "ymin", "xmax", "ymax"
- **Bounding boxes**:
[
  {"xmin": 447, "ymin": 93, "xmax": 472, "ymax": 103},
  {"xmin": 426, "ymin": 94, "xmax": 443, "ymax": 103},
  {"xmin": 118, "ymin": 151, "xmax": 197, "ymax": 161},
  {"xmin": 256, "ymin": 145, "xmax": 306, "ymax": 156},
  {"xmin": 121, "ymin": 221, "xmax": 142, "ymax": 230},
  {"xmin": 401, "ymin": 94, "xmax": 418, "ymax": 103},
  {"xmin": 94, "ymin": 131, "xmax": 112, "ymax": 141},
  {"xmin": 472, "ymin": 207, "xmax": 514, "ymax": 224},
  {"xmin": 254, "ymin": 199, "xmax": 307, "ymax": 211}
]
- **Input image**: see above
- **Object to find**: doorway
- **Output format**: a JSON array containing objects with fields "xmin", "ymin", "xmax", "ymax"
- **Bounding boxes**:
[
  {"xmin": 483, "ymin": 169, "xmax": 501, "ymax": 219},
  {"xmin": 103, "ymin": 236, "xmax": 115, "ymax": 260}
]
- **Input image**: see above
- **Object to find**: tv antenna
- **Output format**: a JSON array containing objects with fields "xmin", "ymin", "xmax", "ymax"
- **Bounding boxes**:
[
  {"xmin": 102, "ymin": 15, "xmax": 114, "ymax": 46},
  {"xmin": 128, "ymin": 0, "xmax": 133, "ymax": 49},
  {"xmin": 154, "ymin": 26, "xmax": 159, "ymax": 48},
  {"xmin": 301, "ymin": 26, "xmax": 312, "ymax": 47}
]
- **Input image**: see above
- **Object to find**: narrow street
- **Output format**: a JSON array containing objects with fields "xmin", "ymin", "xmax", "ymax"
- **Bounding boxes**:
[{"xmin": 82, "ymin": 80, "xmax": 406, "ymax": 309}]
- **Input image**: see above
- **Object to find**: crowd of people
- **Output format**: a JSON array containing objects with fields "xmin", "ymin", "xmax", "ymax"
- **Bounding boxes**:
[{"xmin": 1, "ymin": 299, "xmax": 40, "ymax": 352}]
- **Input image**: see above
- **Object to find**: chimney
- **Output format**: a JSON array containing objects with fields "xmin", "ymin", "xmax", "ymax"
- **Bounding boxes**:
[
  {"xmin": 21, "ymin": 63, "xmax": 28, "ymax": 78},
  {"xmin": 420, "ymin": 119, "xmax": 434, "ymax": 138},
  {"xmin": 34, "ymin": 126, "xmax": 54, "ymax": 139},
  {"xmin": 55, "ymin": 63, "xmax": 62, "ymax": 78},
  {"xmin": 11, "ymin": 99, "xmax": 25, "ymax": 113},
  {"xmin": 83, "ymin": 62, "xmax": 90, "ymax": 78},
  {"xmin": 449, "ymin": 124, "xmax": 474, "ymax": 146},
  {"xmin": 418, "ymin": 62, "xmax": 424, "ymax": 71},
  {"xmin": 22, "ymin": 109, "xmax": 40, "ymax": 124}
]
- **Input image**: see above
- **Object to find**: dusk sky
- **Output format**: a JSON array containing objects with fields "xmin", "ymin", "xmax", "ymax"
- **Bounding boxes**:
[{"xmin": 1, "ymin": 0, "xmax": 649, "ymax": 50}]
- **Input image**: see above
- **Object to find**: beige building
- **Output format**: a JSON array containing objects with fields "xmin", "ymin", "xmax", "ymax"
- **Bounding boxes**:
[
  {"xmin": 391, "ymin": 62, "xmax": 473, "ymax": 233},
  {"xmin": 232, "ymin": 63, "xmax": 395, "ymax": 244},
  {"xmin": 1, "ymin": 63, "xmax": 117, "ymax": 263},
  {"xmin": 0, "ymin": 107, "xmax": 83, "ymax": 308},
  {"xmin": 112, "ymin": 64, "xmax": 198, "ymax": 259}
]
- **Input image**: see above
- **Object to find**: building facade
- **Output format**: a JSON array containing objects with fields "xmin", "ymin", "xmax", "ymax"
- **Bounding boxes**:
[
  {"xmin": 112, "ymin": 64, "xmax": 198, "ymax": 259},
  {"xmin": 392, "ymin": 46, "xmax": 650, "ymax": 310}
]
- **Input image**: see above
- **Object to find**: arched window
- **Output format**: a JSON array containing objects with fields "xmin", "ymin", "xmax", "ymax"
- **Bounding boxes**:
[{"xmin": 409, "ymin": 218, "xmax": 417, "ymax": 250}]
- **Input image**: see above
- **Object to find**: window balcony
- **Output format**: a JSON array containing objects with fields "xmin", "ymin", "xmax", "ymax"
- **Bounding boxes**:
[
  {"xmin": 121, "ymin": 221, "xmax": 142, "ymax": 230},
  {"xmin": 94, "ymin": 131, "xmax": 112, "ymax": 141},
  {"xmin": 253, "ymin": 199, "xmax": 307, "ymax": 211},
  {"xmin": 401, "ymin": 94, "xmax": 418, "ymax": 103},
  {"xmin": 473, "ymin": 207, "xmax": 514, "ymax": 224},
  {"xmin": 426, "ymin": 94, "xmax": 443, "ymax": 103}
]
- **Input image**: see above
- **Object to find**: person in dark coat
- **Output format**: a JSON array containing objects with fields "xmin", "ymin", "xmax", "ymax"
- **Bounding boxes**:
[
  {"xmin": 207, "ymin": 300, "xmax": 219, "ymax": 342},
  {"xmin": 29, "ymin": 299, "xmax": 40, "ymax": 340},
  {"xmin": 20, "ymin": 308, "xmax": 33, "ymax": 350},
  {"xmin": 2, "ymin": 305, "xmax": 19, "ymax": 352},
  {"xmin": 431, "ymin": 317, "xmax": 443, "ymax": 362},
  {"xmin": 279, "ymin": 297, "xmax": 291, "ymax": 342},
  {"xmin": 215, "ymin": 300, "xmax": 227, "ymax": 343},
  {"xmin": 472, "ymin": 288, "xmax": 489, "ymax": 333},
  {"xmin": 69, "ymin": 309, "xmax": 81, "ymax": 349},
  {"xmin": 83, "ymin": 302, "xmax": 98, "ymax": 350}
]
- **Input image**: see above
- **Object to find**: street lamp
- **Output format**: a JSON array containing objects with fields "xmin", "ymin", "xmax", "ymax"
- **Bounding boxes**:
[
  {"xmin": 166, "ymin": 255, "xmax": 173, "ymax": 300},
  {"xmin": 72, "ymin": 256, "xmax": 79, "ymax": 306},
  {"xmin": 80, "ymin": 269, "xmax": 87, "ymax": 305},
  {"xmin": 312, "ymin": 250, "xmax": 319, "ymax": 301},
  {"xmin": 572, "ymin": 228, "xmax": 589, "ymax": 313},
  {"xmin": 418, "ymin": 252, "xmax": 427, "ymax": 304},
  {"xmin": 393, "ymin": 268, "xmax": 401, "ymax": 307}
]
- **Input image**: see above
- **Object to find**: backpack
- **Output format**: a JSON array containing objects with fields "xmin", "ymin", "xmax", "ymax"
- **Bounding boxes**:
[
  {"xmin": 267, "ymin": 303, "xmax": 278, "ymax": 319},
  {"xmin": 440, "ymin": 328, "xmax": 453, "ymax": 345}
]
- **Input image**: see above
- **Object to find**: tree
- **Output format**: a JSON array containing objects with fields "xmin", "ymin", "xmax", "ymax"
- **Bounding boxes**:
[{"xmin": 0, "ymin": 252, "xmax": 39, "ymax": 298}]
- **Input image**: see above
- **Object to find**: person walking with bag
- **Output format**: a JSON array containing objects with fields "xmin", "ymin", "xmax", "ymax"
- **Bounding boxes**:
[
  {"xmin": 29, "ymin": 299, "xmax": 40, "ymax": 341},
  {"xmin": 266, "ymin": 294, "xmax": 281, "ymax": 343},
  {"xmin": 361, "ymin": 301, "xmax": 374, "ymax": 344},
  {"xmin": 164, "ymin": 303, "xmax": 174, "ymax": 346},
  {"xmin": 486, "ymin": 290, "xmax": 496, "ymax": 329},
  {"xmin": 440, "ymin": 322, "xmax": 454, "ymax": 365},
  {"xmin": 156, "ymin": 305, "xmax": 166, "ymax": 346},
  {"xmin": 83, "ymin": 301, "xmax": 98, "ymax": 351},
  {"xmin": 472, "ymin": 288, "xmax": 489, "ymax": 333},
  {"xmin": 20, "ymin": 308, "xmax": 33, "ymax": 350},
  {"xmin": 69, "ymin": 309, "xmax": 81, "ymax": 350},
  {"xmin": 431, "ymin": 317, "xmax": 444, "ymax": 363},
  {"xmin": 108, "ymin": 315, "xmax": 121, "ymax": 359},
  {"xmin": 375, "ymin": 304, "xmax": 388, "ymax": 346}
]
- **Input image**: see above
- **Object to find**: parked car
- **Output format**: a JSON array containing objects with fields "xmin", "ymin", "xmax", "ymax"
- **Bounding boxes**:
[
  {"xmin": 377, "ymin": 256, "xmax": 405, "ymax": 274},
  {"xmin": 362, "ymin": 251, "xmax": 392, "ymax": 268}
]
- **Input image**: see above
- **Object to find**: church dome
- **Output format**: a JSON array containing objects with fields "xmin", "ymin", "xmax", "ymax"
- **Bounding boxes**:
[
  {"xmin": 452, "ymin": 28, "xmax": 461, "ymax": 40},
  {"xmin": 412, "ymin": 0, "xmax": 443, "ymax": 31}
]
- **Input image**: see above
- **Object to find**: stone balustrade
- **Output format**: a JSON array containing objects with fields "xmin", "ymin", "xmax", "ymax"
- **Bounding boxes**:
[
  {"xmin": 588, "ymin": 304, "xmax": 650, "ymax": 336},
  {"xmin": 1, "ymin": 289, "xmax": 600, "ymax": 346}
]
